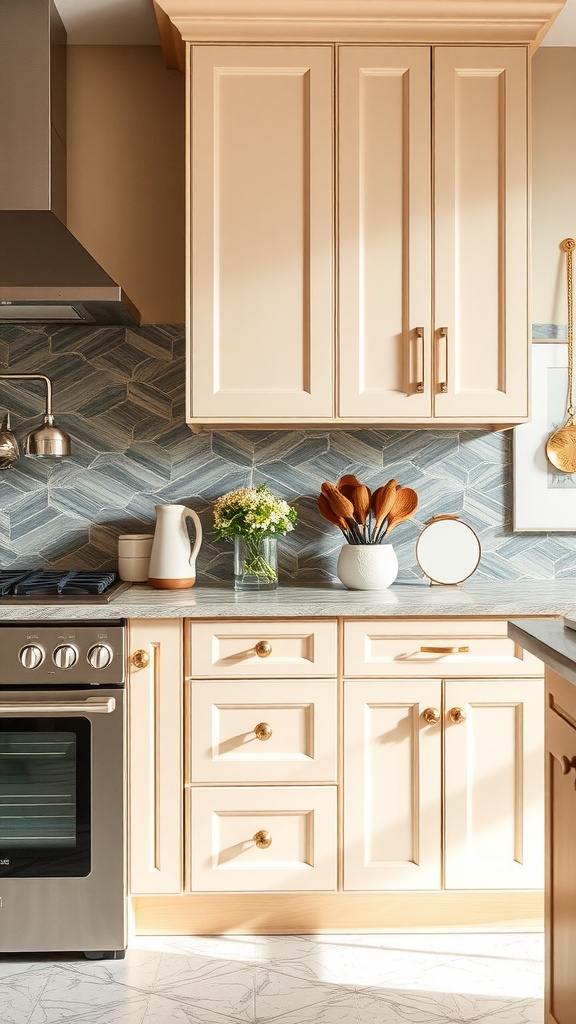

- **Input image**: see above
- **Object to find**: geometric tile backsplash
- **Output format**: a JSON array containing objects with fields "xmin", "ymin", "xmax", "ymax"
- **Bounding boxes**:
[{"xmin": 1, "ymin": 322, "xmax": 576, "ymax": 583}]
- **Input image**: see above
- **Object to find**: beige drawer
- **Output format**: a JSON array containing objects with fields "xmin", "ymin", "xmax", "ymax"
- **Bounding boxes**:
[
  {"xmin": 189, "ymin": 620, "xmax": 337, "ymax": 678},
  {"xmin": 188, "ymin": 786, "xmax": 337, "ymax": 892},
  {"xmin": 343, "ymin": 619, "xmax": 543, "ymax": 677},
  {"xmin": 190, "ymin": 679, "xmax": 337, "ymax": 783}
]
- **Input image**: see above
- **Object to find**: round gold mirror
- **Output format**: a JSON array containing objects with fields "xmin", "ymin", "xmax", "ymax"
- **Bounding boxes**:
[{"xmin": 416, "ymin": 515, "xmax": 481, "ymax": 586}]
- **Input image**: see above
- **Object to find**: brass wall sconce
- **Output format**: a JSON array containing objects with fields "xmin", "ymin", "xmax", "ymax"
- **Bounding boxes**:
[{"xmin": 0, "ymin": 373, "xmax": 71, "ymax": 470}]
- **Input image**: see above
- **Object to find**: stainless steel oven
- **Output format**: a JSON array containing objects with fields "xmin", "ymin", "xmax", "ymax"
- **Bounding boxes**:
[{"xmin": 0, "ymin": 621, "xmax": 126, "ymax": 959}]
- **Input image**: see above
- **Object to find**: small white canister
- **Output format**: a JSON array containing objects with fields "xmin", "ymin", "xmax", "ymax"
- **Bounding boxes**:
[{"xmin": 118, "ymin": 534, "xmax": 154, "ymax": 583}]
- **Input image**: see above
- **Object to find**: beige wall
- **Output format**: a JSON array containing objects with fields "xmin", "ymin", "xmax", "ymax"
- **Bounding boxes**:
[
  {"xmin": 66, "ymin": 46, "xmax": 185, "ymax": 324},
  {"xmin": 532, "ymin": 47, "xmax": 576, "ymax": 325}
]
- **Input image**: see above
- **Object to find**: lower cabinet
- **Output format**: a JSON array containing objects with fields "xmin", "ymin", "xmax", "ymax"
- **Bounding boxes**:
[
  {"xmin": 128, "ymin": 619, "xmax": 183, "ymax": 895},
  {"xmin": 344, "ymin": 676, "xmax": 544, "ymax": 892},
  {"xmin": 129, "ymin": 616, "xmax": 545, "ymax": 933},
  {"xmin": 189, "ymin": 786, "xmax": 338, "ymax": 892},
  {"xmin": 545, "ymin": 667, "xmax": 576, "ymax": 1024}
]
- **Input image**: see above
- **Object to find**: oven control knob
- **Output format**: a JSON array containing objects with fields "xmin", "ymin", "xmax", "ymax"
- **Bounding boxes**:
[
  {"xmin": 53, "ymin": 644, "xmax": 78, "ymax": 670},
  {"xmin": 87, "ymin": 644, "xmax": 113, "ymax": 670},
  {"xmin": 19, "ymin": 644, "xmax": 45, "ymax": 669}
]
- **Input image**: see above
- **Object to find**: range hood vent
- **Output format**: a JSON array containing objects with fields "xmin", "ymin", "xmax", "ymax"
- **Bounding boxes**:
[{"xmin": 0, "ymin": 0, "xmax": 141, "ymax": 325}]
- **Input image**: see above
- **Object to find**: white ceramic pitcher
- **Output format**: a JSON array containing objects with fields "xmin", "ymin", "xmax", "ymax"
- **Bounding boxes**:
[{"xmin": 148, "ymin": 504, "xmax": 203, "ymax": 589}]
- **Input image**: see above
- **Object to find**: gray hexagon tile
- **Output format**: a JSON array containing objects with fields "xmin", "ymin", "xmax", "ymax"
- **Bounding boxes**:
[{"xmin": 1, "ymin": 322, "xmax": 576, "ymax": 577}]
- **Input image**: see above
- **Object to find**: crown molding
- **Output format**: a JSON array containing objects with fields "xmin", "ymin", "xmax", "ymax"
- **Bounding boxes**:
[{"xmin": 153, "ymin": 0, "xmax": 566, "ymax": 51}]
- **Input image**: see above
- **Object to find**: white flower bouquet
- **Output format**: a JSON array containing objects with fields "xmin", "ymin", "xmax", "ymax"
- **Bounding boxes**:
[{"xmin": 213, "ymin": 484, "xmax": 297, "ymax": 585}]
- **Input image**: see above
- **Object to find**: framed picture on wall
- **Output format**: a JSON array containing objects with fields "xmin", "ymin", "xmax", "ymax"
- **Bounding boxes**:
[{"xmin": 513, "ymin": 342, "xmax": 576, "ymax": 531}]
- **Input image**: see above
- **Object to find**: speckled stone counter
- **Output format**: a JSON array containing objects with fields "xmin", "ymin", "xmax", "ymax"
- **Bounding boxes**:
[
  {"xmin": 2, "ymin": 579, "xmax": 576, "ymax": 620},
  {"xmin": 508, "ymin": 618, "xmax": 576, "ymax": 686}
]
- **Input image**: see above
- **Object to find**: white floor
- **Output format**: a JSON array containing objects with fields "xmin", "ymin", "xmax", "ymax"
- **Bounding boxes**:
[{"xmin": 0, "ymin": 932, "xmax": 544, "ymax": 1024}]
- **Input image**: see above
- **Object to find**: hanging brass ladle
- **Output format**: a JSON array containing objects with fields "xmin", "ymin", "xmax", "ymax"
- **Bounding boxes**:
[{"xmin": 546, "ymin": 238, "xmax": 576, "ymax": 473}]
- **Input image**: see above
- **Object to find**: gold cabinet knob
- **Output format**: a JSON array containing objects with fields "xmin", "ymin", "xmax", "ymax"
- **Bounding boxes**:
[
  {"xmin": 253, "ymin": 830, "xmax": 272, "ymax": 849},
  {"xmin": 560, "ymin": 755, "xmax": 576, "ymax": 775},
  {"xmin": 448, "ymin": 707, "xmax": 466, "ymax": 725},
  {"xmin": 254, "ymin": 722, "xmax": 272, "ymax": 741},
  {"xmin": 131, "ymin": 649, "xmax": 150, "ymax": 669},
  {"xmin": 254, "ymin": 640, "xmax": 272, "ymax": 658},
  {"xmin": 422, "ymin": 707, "xmax": 440, "ymax": 725}
]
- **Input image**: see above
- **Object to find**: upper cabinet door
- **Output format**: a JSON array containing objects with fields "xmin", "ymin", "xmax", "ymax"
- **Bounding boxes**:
[
  {"xmin": 190, "ymin": 46, "xmax": 334, "ymax": 422},
  {"xmin": 338, "ymin": 47, "xmax": 432, "ymax": 419},
  {"xmin": 433, "ymin": 47, "xmax": 529, "ymax": 421}
]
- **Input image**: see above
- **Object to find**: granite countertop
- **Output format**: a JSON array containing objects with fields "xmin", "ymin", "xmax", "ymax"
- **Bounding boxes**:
[
  {"xmin": 508, "ymin": 617, "xmax": 576, "ymax": 687},
  {"xmin": 1, "ymin": 579, "xmax": 576, "ymax": 620}
]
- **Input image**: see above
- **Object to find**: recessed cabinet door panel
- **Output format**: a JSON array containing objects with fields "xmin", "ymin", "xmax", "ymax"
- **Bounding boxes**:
[
  {"xmin": 190, "ymin": 679, "xmax": 337, "ymax": 783},
  {"xmin": 128, "ymin": 619, "xmax": 183, "ymax": 895},
  {"xmin": 444, "ymin": 678, "xmax": 544, "ymax": 889},
  {"xmin": 189, "ymin": 786, "xmax": 337, "ymax": 891},
  {"xmin": 339, "ymin": 47, "xmax": 432, "ymax": 419},
  {"xmin": 343, "ymin": 679, "xmax": 442, "ymax": 890},
  {"xmin": 190, "ymin": 45, "xmax": 334, "ymax": 421},
  {"xmin": 433, "ymin": 47, "xmax": 528, "ymax": 420}
]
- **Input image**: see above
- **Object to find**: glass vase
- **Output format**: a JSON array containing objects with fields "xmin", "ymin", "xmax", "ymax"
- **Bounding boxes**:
[{"xmin": 234, "ymin": 535, "xmax": 278, "ymax": 590}]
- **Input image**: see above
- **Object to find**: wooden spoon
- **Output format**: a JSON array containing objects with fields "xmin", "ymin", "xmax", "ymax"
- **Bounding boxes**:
[
  {"xmin": 337, "ymin": 474, "xmax": 361, "ymax": 491},
  {"xmin": 382, "ymin": 487, "xmax": 418, "ymax": 536},
  {"xmin": 371, "ymin": 479, "xmax": 399, "ymax": 540},
  {"xmin": 317, "ymin": 493, "xmax": 350, "ymax": 539},
  {"xmin": 320, "ymin": 482, "xmax": 364, "ymax": 543},
  {"xmin": 350, "ymin": 483, "xmax": 371, "ymax": 536}
]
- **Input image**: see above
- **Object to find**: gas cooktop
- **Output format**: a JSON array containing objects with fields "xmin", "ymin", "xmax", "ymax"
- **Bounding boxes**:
[{"xmin": 0, "ymin": 569, "xmax": 132, "ymax": 603}]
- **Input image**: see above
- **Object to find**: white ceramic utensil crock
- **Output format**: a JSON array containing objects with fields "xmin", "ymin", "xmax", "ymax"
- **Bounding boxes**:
[
  {"xmin": 337, "ymin": 543, "xmax": 398, "ymax": 590},
  {"xmin": 148, "ymin": 504, "xmax": 203, "ymax": 589}
]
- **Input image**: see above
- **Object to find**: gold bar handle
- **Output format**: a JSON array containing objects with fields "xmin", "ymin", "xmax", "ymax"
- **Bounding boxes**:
[
  {"xmin": 420, "ymin": 645, "xmax": 470, "ymax": 654},
  {"xmin": 415, "ymin": 327, "xmax": 425, "ymax": 394},
  {"xmin": 438, "ymin": 327, "xmax": 448, "ymax": 393}
]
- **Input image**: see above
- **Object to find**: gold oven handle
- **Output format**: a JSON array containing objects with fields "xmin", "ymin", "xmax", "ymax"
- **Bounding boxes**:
[{"xmin": 0, "ymin": 697, "xmax": 117, "ymax": 715}]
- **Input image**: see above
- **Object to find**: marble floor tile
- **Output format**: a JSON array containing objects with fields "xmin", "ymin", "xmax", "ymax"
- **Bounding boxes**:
[{"xmin": 0, "ymin": 932, "xmax": 544, "ymax": 1024}]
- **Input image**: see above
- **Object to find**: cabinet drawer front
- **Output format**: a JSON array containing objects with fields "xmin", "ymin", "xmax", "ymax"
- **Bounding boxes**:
[
  {"xmin": 189, "ymin": 786, "xmax": 337, "ymax": 892},
  {"xmin": 190, "ymin": 680, "xmax": 337, "ymax": 783},
  {"xmin": 343, "ymin": 619, "xmax": 543, "ymax": 677},
  {"xmin": 189, "ymin": 620, "xmax": 337, "ymax": 677}
]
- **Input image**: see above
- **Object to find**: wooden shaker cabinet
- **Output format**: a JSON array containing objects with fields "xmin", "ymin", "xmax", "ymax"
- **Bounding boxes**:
[
  {"xmin": 545, "ymin": 668, "xmax": 576, "ymax": 1024},
  {"xmin": 128, "ymin": 619, "xmax": 183, "ymax": 895},
  {"xmin": 187, "ymin": 42, "xmax": 528, "ymax": 428}
]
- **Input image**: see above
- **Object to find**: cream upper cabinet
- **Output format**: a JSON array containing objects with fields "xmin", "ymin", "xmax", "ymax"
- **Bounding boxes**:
[
  {"xmin": 187, "ymin": 42, "xmax": 528, "ymax": 428},
  {"xmin": 190, "ymin": 45, "xmax": 334, "ymax": 423},
  {"xmin": 339, "ymin": 46, "xmax": 528, "ymax": 423}
]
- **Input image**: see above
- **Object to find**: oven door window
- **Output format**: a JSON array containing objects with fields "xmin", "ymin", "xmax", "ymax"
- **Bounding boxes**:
[{"xmin": 0, "ymin": 718, "xmax": 90, "ymax": 877}]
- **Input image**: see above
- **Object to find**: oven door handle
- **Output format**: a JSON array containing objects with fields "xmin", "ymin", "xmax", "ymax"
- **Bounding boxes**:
[{"xmin": 0, "ymin": 696, "xmax": 117, "ymax": 715}]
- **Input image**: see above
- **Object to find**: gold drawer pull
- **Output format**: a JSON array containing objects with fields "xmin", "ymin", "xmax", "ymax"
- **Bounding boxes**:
[
  {"xmin": 420, "ymin": 646, "xmax": 470, "ymax": 655},
  {"xmin": 448, "ymin": 707, "xmax": 466, "ymax": 725},
  {"xmin": 422, "ymin": 707, "xmax": 440, "ymax": 725},
  {"xmin": 254, "ymin": 722, "xmax": 272, "ymax": 741},
  {"xmin": 560, "ymin": 755, "xmax": 576, "ymax": 775},
  {"xmin": 131, "ymin": 649, "xmax": 150, "ymax": 669},
  {"xmin": 254, "ymin": 640, "xmax": 272, "ymax": 658},
  {"xmin": 253, "ymin": 830, "xmax": 272, "ymax": 849}
]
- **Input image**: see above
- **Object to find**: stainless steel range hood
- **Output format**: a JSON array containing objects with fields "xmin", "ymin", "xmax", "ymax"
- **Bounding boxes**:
[{"xmin": 0, "ymin": 0, "xmax": 141, "ymax": 325}]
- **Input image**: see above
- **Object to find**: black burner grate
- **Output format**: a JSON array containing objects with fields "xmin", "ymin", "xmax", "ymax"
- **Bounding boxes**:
[{"xmin": 0, "ymin": 569, "xmax": 129, "ymax": 601}]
